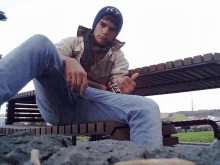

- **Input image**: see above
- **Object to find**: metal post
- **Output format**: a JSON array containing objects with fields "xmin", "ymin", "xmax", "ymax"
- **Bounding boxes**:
[{"xmin": 72, "ymin": 136, "xmax": 76, "ymax": 146}]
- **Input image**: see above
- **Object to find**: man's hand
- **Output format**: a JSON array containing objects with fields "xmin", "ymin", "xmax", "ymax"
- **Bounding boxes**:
[
  {"xmin": 64, "ymin": 57, "xmax": 88, "ymax": 96},
  {"xmin": 116, "ymin": 73, "xmax": 139, "ymax": 94}
]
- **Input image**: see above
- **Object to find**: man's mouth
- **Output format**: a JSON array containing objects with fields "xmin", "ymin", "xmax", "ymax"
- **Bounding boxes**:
[{"xmin": 99, "ymin": 36, "xmax": 106, "ymax": 40}]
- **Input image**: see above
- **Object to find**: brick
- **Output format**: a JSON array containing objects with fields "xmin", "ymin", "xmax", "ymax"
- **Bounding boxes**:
[
  {"xmin": 52, "ymin": 127, "xmax": 58, "ymax": 135},
  {"xmin": 59, "ymin": 126, "xmax": 64, "ymax": 134},
  {"xmin": 65, "ymin": 125, "xmax": 71, "ymax": 134},
  {"xmin": 149, "ymin": 65, "xmax": 156, "ymax": 72},
  {"xmin": 80, "ymin": 124, "xmax": 87, "ymax": 133},
  {"xmin": 36, "ymin": 128, "xmax": 40, "ymax": 135},
  {"xmin": 88, "ymin": 123, "xmax": 95, "ymax": 133},
  {"xmin": 41, "ymin": 127, "xmax": 45, "ymax": 135},
  {"xmin": 156, "ymin": 63, "xmax": 165, "ymax": 71},
  {"xmin": 203, "ymin": 53, "xmax": 213, "ymax": 62},
  {"xmin": 72, "ymin": 125, "xmax": 78, "ymax": 133},
  {"xmin": 141, "ymin": 66, "xmax": 149, "ymax": 73},
  {"xmin": 184, "ymin": 57, "xmax": 193, "ymax": 66},
  {"xmin": 31, "ymin": 128, "xmax": 36, "ymax": 135},
  {"xmin": 97, "ymin": 122, "xmax": 104, "ymax": 132},
  {"xmin": 174, "ymin": 59, "xmax": 184, "ymax": 68},
  {"xmin": 46, "ymin": 127, "xmax": 52, "ymax": 134},
  {"xmin": 213, "ymin": 52, "xmax": 220, "ymax": 61},
  {"xmin": 165, "ymin": 61, "xmax": 174, "ymax": 69},
  {"xmin": 134, "ymin": 68, "xmax": 142, "ymax": 74},
  {"xmin": 193, "ymin": 55, "xmax": 203, "ymax": 64}
]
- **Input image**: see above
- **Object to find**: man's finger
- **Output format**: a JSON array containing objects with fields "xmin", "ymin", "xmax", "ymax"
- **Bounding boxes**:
[
  {"xmin": 131, "ymin": 73, "xmax": 139, "ymax": 81},
  {"xmin": 116, "ymin": 79, "xmax": 123, "ymax": 91},
  {"xmin": 80, "ymin": 76, "xmax": 88, "ymax": 96},
  {"xmin": 71, "ymin": 76, "xmax": 77, "ymax": 93},
  {"xmin": 122, "ymin": 78, "xmax": 130, "ymax": 87},
  {"xmin": 76, "ymin": 73, "xmax": 82, "ymax": 93},
  {"xmin": 66, "ymin": 73, "xmax": 71, "ymax": 88}
]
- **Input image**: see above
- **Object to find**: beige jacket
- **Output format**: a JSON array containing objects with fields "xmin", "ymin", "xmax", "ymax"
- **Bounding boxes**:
[{"xmin": 55, "ymin": 26, "xmax": 129, "ymax": 93}]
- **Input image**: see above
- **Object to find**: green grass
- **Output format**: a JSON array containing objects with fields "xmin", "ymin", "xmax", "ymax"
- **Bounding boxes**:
[
  {"xmin": 77, "ymin": 131, "xmax": 215, "ymax": 143},
  {"xmin": 76, "ymin": 131, "xmax": 216, "ymax": 143},
  {"xmin": 76, "ymin": 135, "xmax": 90, "ymax": 141},
  {"xmin": 171, "ymin": 131, "xmax": 215, "ymax": 143}
]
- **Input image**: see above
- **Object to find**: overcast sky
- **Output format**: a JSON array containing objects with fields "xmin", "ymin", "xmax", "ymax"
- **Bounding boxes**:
[{"xmin": 1, "ymin": 0, "xmax": 220, "ymax": 114}]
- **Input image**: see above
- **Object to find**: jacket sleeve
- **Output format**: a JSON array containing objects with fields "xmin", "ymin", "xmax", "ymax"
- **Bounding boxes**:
[
  {"xmin": 54, "ymin": 37, "xmax": 79, "ymax": 63},
  {"xmin": 107, "ymin": 49, "xmax": 129, "ymax": 93}
]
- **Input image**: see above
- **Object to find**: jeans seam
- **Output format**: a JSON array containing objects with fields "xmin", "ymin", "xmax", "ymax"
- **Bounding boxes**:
[
  {"xmin": 71, "ymin": 93, "xmax": 128, "ymax": 124},
  {"xmin": 68, "ymin": 96, "xmax": 80, "ymax": 125},
  {"xmin": 76, "ymin": 93, "xmax": 130, "ymax": 115}
]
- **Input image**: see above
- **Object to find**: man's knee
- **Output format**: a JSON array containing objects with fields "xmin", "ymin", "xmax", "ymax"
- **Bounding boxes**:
[{"xmin": 32, "ymin": 34, "xmax": 49, "ymax": 41}]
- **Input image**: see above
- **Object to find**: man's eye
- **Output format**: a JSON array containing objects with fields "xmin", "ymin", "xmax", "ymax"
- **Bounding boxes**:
[
  {"xmin": 110, "ymin": 28, "xmax": 116, "ymax": 32},
  {"xmin": 100, "ymin": 23, "xmax": 105, "ymax": 27}
]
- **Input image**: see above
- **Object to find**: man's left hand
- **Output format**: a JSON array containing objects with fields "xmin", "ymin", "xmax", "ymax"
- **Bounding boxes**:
[{"xmin": 116, "ymin": 73, "xmax": 139, "ymax": 94}]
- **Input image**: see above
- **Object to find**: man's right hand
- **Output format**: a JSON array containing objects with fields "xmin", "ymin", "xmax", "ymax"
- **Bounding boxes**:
[{"xmin": 64, "ymin": 57, "xmax": 88, "ymax": 96}]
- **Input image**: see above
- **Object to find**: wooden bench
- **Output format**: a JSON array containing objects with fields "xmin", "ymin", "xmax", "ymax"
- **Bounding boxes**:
[{"xmin": 1, "ymin": 52, "xmax": 220, "ymax": 146}]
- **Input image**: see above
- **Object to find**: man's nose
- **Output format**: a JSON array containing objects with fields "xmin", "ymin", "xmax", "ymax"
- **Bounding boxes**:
[{"xmin": 102, "ymin": 27, "xmax": 109, "ymax": 36}]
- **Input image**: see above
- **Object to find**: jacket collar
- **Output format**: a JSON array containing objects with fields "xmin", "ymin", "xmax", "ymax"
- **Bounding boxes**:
[{"xmin": 77, "ymin": 25, "xmax": 125, "ymax": 49}]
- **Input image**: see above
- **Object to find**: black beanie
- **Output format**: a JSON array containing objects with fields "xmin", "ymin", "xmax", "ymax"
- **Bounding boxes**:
[{"xmin": 92, "ymin": 6, "xmax": 123, "ymax": 40}]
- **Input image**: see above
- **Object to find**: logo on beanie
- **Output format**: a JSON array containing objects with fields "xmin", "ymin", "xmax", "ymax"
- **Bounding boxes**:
[{"xmin": 106, "ymin": 7, "xmax": 121, "ymax": 15}]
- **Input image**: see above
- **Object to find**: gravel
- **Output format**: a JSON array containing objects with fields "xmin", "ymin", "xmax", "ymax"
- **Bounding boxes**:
[{"xmin": 0, "ymin": 130, "xmax": 220, "ymax": 165}]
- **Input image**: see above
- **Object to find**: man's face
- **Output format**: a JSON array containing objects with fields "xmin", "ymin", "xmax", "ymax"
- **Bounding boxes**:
[{"xmin": 94, "ymin": 19, "xmax": 117, "ymax": 44}]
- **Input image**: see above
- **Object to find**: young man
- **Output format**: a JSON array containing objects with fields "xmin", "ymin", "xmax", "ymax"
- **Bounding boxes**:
[{"xmin": 0, "ymin": 6, "xmax": 162, "ymax": 146}]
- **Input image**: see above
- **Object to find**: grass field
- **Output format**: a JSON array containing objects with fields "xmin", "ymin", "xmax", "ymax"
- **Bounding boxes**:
[
  {"xmin": 171, "ymin": 131, "xmax": 215, "ymax": 143},
  {"xmin": 77, "ymin": 131, "xmax": 216, "ymax": 143}
]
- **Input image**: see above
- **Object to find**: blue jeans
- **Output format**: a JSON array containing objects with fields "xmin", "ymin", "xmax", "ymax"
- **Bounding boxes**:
[{"xmin": 0, "ymin": 34, "xmax": 162, "ymax": 146}]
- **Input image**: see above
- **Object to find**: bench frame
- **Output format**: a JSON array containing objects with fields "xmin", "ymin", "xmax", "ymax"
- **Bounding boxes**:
[{"xmin": 2, "ymin": 52, "xmax": 220, "ymax": 146}]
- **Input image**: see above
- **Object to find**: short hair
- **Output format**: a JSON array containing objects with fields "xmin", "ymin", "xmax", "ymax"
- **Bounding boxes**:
[{"xmin": 101, "ymin": 15, "xmax": 118, "ymax": 29}]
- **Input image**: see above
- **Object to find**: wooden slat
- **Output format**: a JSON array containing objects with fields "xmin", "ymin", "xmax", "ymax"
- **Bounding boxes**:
[
  {"xmin": 162, "ymin": 124, "xmax": 177, "ymax": 136},
  {"xmin": 59, "ymin": 126, "xmax": 64, "ymax": 134},
  {"xmin": 163, "ymin": 136, "xmax": 179, "ymax": 146},
  {"xmin": 46, "ymin": 127, "xmax": 52, "ymax": 134},
  {"xmin": 213, "ymin": 52, "xmax": 220, "ymax": 61},
  {"xmin": 141, "ymin": 66, "xmax": 149, "ymax": 73},
  {"xmin": 149, "ymin": 65, "xmax": 156, "ymax": 72},
  {"xmin": 134, "ymin": 68, "xmax": 142, "ymax": 74},
  {"xmin": 14, "ymin": 104, "xmax": 38, "ymax": 108},
  {"xmin": 88, "ymin": 123, "xmax": 95, "ymax": 133},
  {"xmin": 65, "ymin": 125, "xmax": 71, "ymax": 134},
  {"xmin": 128, "ymin": 70, "xmax": 135, "ymax": 77},
  {"xmin": 14, "ymin": 114, "xmax": 42, "ymax": 117},
  {"xmin": 41, "ymin": 127, "xmax": 45, "ymax": 135},
  {"xmin": 15, "ymin": 100, "xmax": 36, "ymax": 104},
  {"xmin": 80, "ymin": 124, "xmax": 87, "ymax": 133},
  {"xmin": 203, "ymin": 53, "xmax": 213, "ymax": 62},
  {"xmin": 174, "ymin": 59, "xmax": 184, "ymax": 68},
  {"xmin": 6, "ymin": 128, "xmax": 9, "ymax": 134},
  {"xmin": 72, "ymin": 125, "xmax": 78, "ymax": 133},
  {"xmin": 111, "ymin": 127, "xmax": 130, "ymax": 141},
  {"xmin": 165, "ymin": 61, "xmax": 174, "ymax": 69},
  {"xmin": 193, "ymin": 55, "xmax": 203, "ymax": 64},
  {"xmin": 52, "ymin": 127, "xmax": 58, "ymax": 135},
  {"xmin": 36, "ymin": 128, "xmax": 40, "ymax": 135},
  {"xmin": 31, "ymin": 128, "xmax": 36, "ymax": 135},
  {"xmin": 14, "ymin": 110, "xmax": 40, "ymax": 113},
  {"xmin": 97, "ymin": 122, "xmax": 104, "ymax": 132},
  {"xmin": 13, "ymin": 118, "xmax": 45, "ymax": 122},
  {"xmin": 156, "ymin": 63, "xmax": 165, "ymax": 71},
  {"xmin": 184, "ymin": 57, "xmax": 193, "ymax": 66}
]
